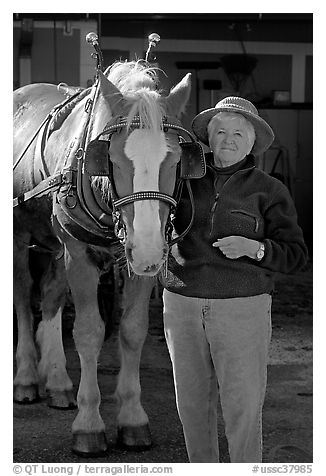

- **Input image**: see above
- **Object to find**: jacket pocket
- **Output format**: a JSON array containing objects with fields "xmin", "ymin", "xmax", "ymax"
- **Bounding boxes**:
[{"xmin": 230, "ymin": 209, "xmax": 259, "ymax": 233}]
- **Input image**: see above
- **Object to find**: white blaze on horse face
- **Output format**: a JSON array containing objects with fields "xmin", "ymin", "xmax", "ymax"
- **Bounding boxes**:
[{"xmin": 124, "ymin": 128, "xmax": 167, "ymax": 272}]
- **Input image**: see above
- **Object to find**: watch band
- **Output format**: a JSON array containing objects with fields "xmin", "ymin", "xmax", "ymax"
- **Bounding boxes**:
[{"xmin": 256, "ymin": 242, "xmax": 265, "ymax": 261}]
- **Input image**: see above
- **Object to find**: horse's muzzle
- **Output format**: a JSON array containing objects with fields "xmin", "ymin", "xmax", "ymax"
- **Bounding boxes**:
[{"xmin": 125, "ymin": 242, "xmax": 169, "ymax": 276}]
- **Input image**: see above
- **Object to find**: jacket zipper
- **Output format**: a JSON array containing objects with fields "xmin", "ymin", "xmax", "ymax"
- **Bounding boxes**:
[
  {"xmin": 208, "ymin": 165, "xmax": 255, "ymax": 237},
  {"xmin": 209, "ymin": 193, "xmax": 220, "ymax": 235}
]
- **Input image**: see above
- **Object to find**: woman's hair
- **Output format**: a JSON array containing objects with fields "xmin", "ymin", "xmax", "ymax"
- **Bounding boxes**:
[{"xmin": 208, "ymin": 112, "xmax": 256, "ymax": 155}]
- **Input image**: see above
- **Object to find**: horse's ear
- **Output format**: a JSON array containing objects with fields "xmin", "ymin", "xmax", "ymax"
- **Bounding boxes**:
[
  {"xmin": 98, "ymin": 70, "xmax": 126, "ymax": 116},
  {"xmin": 164, "ymin": 73, "xmax": 192, "ymax": 118}
]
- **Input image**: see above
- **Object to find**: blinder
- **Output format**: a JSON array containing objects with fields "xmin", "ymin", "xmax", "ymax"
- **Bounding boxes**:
[
  {"xmin": 179, "ymin": 140, "xmax": 206, "ymax": 179},
  {"xmin": 84, "ymin": 139, "xmax": 111, "ymax": 176},
  {"xmin": 84, "ymin": 134, "xmax": 206, "ymax": 180}
]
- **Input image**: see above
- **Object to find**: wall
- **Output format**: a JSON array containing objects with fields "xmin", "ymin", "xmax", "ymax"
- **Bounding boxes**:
[
  {"xmin": 13, "ymin": 20, "xmax": 97, "ymax": 88},
  {"xmin": 258, "ymin": 109, "xmax": 313, "ymax": 251}
]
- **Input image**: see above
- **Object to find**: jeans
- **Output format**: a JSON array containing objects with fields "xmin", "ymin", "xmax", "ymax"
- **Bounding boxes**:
[{"xmin": 163, "ymin": 289, "xmax": 272, "ymax": 463}]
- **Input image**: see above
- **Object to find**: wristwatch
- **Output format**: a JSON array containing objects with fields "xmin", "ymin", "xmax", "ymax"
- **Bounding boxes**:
[{"xmin": 255, "ymin": 242, "xmax": 265, "ymax": 261}]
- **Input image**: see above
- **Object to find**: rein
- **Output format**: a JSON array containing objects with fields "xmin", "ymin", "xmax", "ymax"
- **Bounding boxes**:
[{"xmin": 169, "ymin": 180, "xmax": 195, "ymax": 247}]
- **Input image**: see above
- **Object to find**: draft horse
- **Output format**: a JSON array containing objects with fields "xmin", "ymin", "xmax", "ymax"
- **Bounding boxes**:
[{"xmin": 13, "ymin": 60, "xmax": 204, "ymax": 456}]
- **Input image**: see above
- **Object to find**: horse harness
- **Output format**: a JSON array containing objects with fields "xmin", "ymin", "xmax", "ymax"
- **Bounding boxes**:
[{"xmin": 13, "ymin": 90, "xmax": 206, "ymax": 251}]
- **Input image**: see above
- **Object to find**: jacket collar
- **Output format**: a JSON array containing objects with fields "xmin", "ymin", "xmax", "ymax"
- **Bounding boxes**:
[{"xmin": 205, "ymin": 152, "xmax": 256, "ymax": 173}]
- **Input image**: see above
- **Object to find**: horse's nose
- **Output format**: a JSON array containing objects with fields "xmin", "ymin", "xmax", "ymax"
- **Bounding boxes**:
[
  {"xmin": 126, "ymin": 243, "xmax": 168, "ymax": 264},
  {"xmin": 141, "ymin": 248, "xmax": 168, "ymax": 275},
  {"xmin": 143, "ymin": 263, "xmax": 160, "ymax": 274},
  {"xmin": 125, "ymin": 239, "xmax": 168, "ymax": 276}
]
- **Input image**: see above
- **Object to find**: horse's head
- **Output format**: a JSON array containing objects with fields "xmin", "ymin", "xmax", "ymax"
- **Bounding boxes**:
[{"xmin": 90, "ymin": 61, "xmax": 191, "ymax": 276}]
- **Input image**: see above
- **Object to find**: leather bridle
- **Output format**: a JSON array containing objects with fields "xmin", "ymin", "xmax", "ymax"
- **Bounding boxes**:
[{"xmin": 88, "ymin": 115, "xmax": 201, "ymax": 248}]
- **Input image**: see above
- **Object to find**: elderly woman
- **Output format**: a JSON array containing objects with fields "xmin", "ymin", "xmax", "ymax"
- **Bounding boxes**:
[{"xmin": 161, "ymin": 97, "xmax": 308, "ymax": 463}]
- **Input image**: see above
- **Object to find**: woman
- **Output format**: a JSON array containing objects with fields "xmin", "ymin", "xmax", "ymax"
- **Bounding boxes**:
[{"xmin": 161, "ymin": 96, "xmax": 308, "ymax": 463}]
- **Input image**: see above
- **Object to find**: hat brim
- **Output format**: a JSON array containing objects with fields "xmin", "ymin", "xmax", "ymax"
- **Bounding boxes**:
[{"xmin": 191, "ymin": 106, "xmax": 275, "ymax": 156}]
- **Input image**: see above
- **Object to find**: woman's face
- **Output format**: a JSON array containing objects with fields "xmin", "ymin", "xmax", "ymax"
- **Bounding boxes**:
[{"xmin": 208, "ymin": 113, "xmax": 255, "ymax": 167}]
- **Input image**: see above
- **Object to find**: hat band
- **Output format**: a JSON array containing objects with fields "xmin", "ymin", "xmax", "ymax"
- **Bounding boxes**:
[{"xmin": 217, "ymin": 103, "xmax": 258, "ymax": 115}]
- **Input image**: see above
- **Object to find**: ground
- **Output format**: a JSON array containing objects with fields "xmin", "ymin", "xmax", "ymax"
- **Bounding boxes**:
[{"xmin": 13, "ymin": 262, "xmax": 313, "ymax": 463}]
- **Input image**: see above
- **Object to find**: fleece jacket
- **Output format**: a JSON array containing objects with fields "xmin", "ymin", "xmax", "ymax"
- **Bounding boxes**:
[{"xmin": 161, "ymin": 153, "xmax": 308, "ymax": 299}]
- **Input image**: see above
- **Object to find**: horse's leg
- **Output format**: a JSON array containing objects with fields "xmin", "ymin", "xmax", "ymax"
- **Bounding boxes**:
[
  {"xmin": 13, "ymin": 233, "xmax": 39, "ymax": 403},
  {"xmin": 116, "ymin": 275, "xmax": 155, "ymax": 449},
  {"xmin": 36, "ymin": 254, "xmax": 76, "ymax": 409},
  {"xmin": 64, "ymin": 238, "xmax": 107, "ymax": 456}
]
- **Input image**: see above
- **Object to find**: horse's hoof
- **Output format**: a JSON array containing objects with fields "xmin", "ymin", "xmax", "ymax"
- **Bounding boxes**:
[
  {"xmin": 47, "ymin": 389, "xmax": 77, "ymax": 410},
  {"xmin": 14, "ymin": 384, "xmax": 40, "ymax": 404},
  {"xmin": 117, "ymin": 424, "xmax": 152, "ymax": 450},
  {"xmin": 72, "ymin": 431, "xmax": 108, "ymax": 457}
]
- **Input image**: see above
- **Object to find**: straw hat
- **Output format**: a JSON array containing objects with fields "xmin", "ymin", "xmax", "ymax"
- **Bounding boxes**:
[{"xmin": 191, "ymin": 96, "xmax": 275, "ymax": 156}]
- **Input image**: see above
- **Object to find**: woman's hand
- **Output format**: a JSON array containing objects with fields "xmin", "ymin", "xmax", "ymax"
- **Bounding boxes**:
[{"xmin": 212, "ymin": 236, "xmax": 260, "ymax": 260}]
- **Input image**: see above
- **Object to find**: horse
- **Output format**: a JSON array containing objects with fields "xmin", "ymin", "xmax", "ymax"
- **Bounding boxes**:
[{"xmin": 13, "ymin": 60, "xmax": 200, "ymax": 456}]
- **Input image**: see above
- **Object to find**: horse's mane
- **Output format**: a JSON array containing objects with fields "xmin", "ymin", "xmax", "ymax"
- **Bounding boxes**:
[
  {"xmin": 106, "ymin": 60, "xmax": 159, "ymax": 93},
  {"xmin": 105, "ymin": 60, "xmax": 165, "ymax": 132}
]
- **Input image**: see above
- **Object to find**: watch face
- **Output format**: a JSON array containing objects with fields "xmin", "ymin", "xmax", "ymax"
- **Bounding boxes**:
[{"xmin": 257, "ymin": 250, "xmax": 264, "ymax": 259}]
